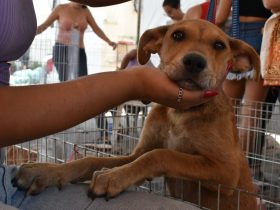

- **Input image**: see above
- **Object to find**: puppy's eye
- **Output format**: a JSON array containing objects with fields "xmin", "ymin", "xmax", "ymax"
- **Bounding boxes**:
[
  {"xmin": 213, "ymin": 41, "xmax": 226, "ymax": 50},
  {"xmin": 172, "ymin": 30, "xmax": 185, "ymax": 41}
]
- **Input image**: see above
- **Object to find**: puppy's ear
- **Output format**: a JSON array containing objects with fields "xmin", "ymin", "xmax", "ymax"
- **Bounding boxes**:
[
  {"xmin": 229, "ymin": 38, "xmax": 260, "ymax": 80},
  {"xmin": 137, "ymin": 25, "xmax": 169, "ymax": 65}
]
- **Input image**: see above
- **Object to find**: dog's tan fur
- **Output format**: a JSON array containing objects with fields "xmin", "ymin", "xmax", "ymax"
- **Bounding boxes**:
[{"xmin": 15, "ymin": 20, "xmax": 259, "ymax": 210}]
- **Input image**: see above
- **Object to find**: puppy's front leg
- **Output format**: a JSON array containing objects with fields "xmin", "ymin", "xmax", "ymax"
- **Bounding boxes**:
[
  {"xmin": 14, "ymin": 155, "xmax": 137, "ymax": 195},
  {"xmin": 90, "ymin": 148, "xmax": 239, "ymax": 198},
  {"xmin": 89, "ymin": 149, "xmax": 166, "ymax": 198}
]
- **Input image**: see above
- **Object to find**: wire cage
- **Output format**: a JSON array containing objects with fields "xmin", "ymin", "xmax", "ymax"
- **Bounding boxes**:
[
  {"xmin": 8, "ymin": 23, "xmax": 120, "ymax": 87},
  {"xmin": 4, "ymin": 10, "xmax": 280, "ymax": 209},
  {"xmin": 4, "ymin": 99, "xmax": 280, "ymax": 210}
]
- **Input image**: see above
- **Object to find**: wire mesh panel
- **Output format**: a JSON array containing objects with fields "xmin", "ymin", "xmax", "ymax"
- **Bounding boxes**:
[
  {"xmin": 232, "ymin": 99, "xmax": 280, "ymax": 209},
  {"xmin": 5, "ymin": 99, "xmax": 280, "ymax": 209},
  {"xmin": 9, "ymin": 25, "xmax": 118, "ymax": 87}
]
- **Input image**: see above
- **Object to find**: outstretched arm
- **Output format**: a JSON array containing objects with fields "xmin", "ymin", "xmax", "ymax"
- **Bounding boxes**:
[
  {"xmin": 86, "ymin": 9, "xmax": 117, "ymax": 49},
  {"xmin": 0, "ymin": 67, "xmax": 217, "ymax": 147},
  {"xmin": 37, "ymin": 5, "xmax": 60, "ymax": 34},
  {"xmin": 70, "ymin": 0, "xmax": 130, "ymax": 7}
]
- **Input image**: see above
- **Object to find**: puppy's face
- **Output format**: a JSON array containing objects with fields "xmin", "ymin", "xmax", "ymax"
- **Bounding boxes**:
[{"xmin": 138, "ymin": 20, "xmax": 260, "ymax": 90}]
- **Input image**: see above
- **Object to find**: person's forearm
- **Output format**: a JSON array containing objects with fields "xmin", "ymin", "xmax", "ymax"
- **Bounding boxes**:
[
  {"xmin": 0, "ymin": 70, "xmax": 143, "ymax": 147},
  {"xmin": 0, "ymin": 67, "xmax": 218, "ymax": 147},
  {"xmin": 37, "ymin": 24, "xmax": 48, "ymax": 34},
  {"xmin": 70, "ymin": 0, "xmax": 130, "ymax": 7},
  {"xmin": 95, "ymin": 29, "xmax": 111, "ymax": 44},
  {"xmin": 215, "ymin": 0, "xmax": 232, "ymax": 27}
]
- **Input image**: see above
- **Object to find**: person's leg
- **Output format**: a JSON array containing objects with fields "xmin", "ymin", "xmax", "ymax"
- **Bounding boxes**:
[
  {"xmin": 239, "ymin": 79, "xmax": 268, "ymax": 176},
  {"xmin": 231, "ymin": 21, "xmax": 267, "ymax": 164},
  {"xmin": 78, "ymin": 48, "xmax": 88, "ymax": 77},
  {"xmin": 261, "ymin": 87, "xmax": 279, "ymax": 138},
  {"xmin": 97, "ymin": 113, "xmax": 110, "ymax": 143},
  {"xmin": 223, "ymin": 79, "xmax": 246, "ymax": 112},
  {"xmin": 240, "ymin": 79, "xmax": 268, "ymax": 150},
  {"xmin": 223, "ymin": 79, "xmax": 245, "ymax": 99},
  {"xmin": 53, "ymin": 43, "xmax": 68, "ymax": 82}
]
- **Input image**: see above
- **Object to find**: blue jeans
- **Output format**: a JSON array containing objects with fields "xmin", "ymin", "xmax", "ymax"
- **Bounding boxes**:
[
  {"xmin": 0, "ymin": 165, "xmax": 25, "ymax": 208},
  {"xmin": 0, "ymin": 165, "xmax": 200, "ymax": 210},
  {"xmin": 231, "ymin": 21, "xmax": 265, "ymax": 54}
]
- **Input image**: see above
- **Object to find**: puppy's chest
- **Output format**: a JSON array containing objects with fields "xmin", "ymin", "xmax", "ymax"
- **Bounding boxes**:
[
  {"xmin": 163, "ymin": 110, "xmax": 201, "ymax": 153},
  {"xmin": 166, "ymin": 125, "xmax": 196, "ymax": 153}
]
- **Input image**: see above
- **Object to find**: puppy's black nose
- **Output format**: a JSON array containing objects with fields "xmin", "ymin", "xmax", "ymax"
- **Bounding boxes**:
[{"xmin": 183, "ymin": 54, "xmax": 206, "ymax": 73}]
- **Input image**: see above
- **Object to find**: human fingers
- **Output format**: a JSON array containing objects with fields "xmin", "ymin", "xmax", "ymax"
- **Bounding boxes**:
[
  {"xmin": 141, "ymin": 68, "xmax": 219, "ymax": 110},
  {"xmin": 110, "ymin": 42, "xmax": 117, "ymax": 50},
  {"xmin": 36, "ymin": 26, "xmax": 44, "ymax": 35},
  {"xmin": 177, "ymin": 88, "xmax": 218, "ymax": 110}
]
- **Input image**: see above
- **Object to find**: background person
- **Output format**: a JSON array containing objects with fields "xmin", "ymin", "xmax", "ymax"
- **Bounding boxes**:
[
  {"xmin": 215, "ymin": 0, "xmax": 271, "ymax": 102},
  {"xmin": 215, "ymin": 0, "xmax": 272, "ymax": 165},
  {"xmin": 162, "ymin": 0, "xmax": 211, "ymax": 23},
  {"xmin": 37, "ymin": 2, "xmax": 117, "ymax": 81},
  {"xmin": 162, "ymin": 0, "xmax": 184, "ymax": 22}
]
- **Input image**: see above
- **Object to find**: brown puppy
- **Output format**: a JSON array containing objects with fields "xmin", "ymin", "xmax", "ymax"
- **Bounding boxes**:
[{"xmin": 14, "ymin": 20, "xmax": 259, "ymax": 210}]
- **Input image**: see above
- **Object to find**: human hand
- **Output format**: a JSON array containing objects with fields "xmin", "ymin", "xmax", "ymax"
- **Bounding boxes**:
[
  {"xmin": 133, "ymin": 67, "xmax": 219, "ymax": 110},
  {"xmin": 36, "ymin": 26, "xmax": 45, "ymax": 35},
  {"xmin": 109, "ymin": 41, "xmax": 117, "ymax": 50}
]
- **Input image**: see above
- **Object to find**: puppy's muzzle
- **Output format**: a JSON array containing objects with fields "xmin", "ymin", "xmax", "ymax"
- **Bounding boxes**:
[{"xmin": 183, "ymin": 53, "xmax": 206, "ymax": 74}]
